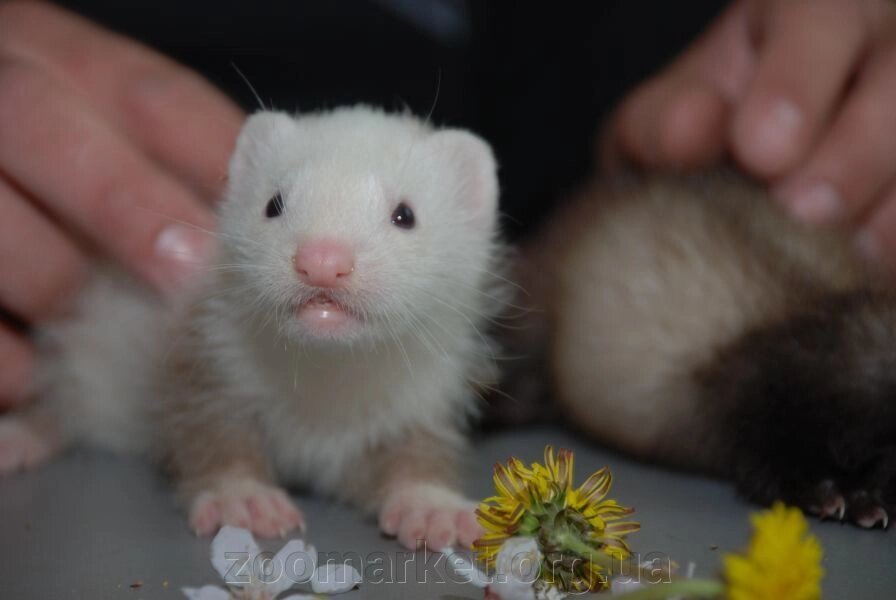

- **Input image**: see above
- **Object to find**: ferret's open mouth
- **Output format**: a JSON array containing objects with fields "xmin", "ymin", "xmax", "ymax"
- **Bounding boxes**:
[{"xmin": 295, "ymin": 293, "xmax": 359, "ymax": 333}]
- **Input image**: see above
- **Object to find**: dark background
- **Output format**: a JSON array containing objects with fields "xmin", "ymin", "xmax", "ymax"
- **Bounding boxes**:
[{"xmin": 58, "ymin": 0, "xmax": 725, "ymax": 238}]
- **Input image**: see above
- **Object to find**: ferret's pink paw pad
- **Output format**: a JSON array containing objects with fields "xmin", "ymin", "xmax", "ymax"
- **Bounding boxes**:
[
  {"xmin": 379, "ymin": 485, "xmax": 484, "ymax": 550},
  {"xmin": 0, "ymin": 420, "xmax": 55, "ymax": 476},
  {"xmin": 189, "ymin": 479, "xmax": 304, "ymax": 538}
]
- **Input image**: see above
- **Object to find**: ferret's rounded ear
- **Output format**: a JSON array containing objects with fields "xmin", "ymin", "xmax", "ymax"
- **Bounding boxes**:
[
  {"xmin": 427, "ymin": 129, "xmax": 499, "ymax": 229},
  {"xmin": 228, "ymin": 111, "xmax": 297, "ymax": 183}
]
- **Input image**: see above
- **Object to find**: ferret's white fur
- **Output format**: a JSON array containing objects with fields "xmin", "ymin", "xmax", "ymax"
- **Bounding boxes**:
[
  {"xmin": 27, "ymin": 106, "xmax": 505, "ymax": 507},
  {"xmin": 34, "ymin": 271, "xmax": 163, "ymax": 456}
]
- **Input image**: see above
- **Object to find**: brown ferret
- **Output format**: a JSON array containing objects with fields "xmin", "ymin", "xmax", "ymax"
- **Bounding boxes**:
[{"xmin": 512, "ymin": 171, "xmax": 896, "ymax": 529}]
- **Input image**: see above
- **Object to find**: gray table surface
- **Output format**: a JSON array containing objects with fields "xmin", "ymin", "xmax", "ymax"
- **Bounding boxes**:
[{"xmin": 1, "ymin": 426, "xmax": 893, "ymax": 599}]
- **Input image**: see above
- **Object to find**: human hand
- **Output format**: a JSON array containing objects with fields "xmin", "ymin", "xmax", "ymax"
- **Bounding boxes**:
[
  {"xmin": 602, "ymin": 0, "xmax": 896, "ymax": 265},
  {"xmin": 0, "ymin": 1, "xmax": 244, "ymax": 406}
]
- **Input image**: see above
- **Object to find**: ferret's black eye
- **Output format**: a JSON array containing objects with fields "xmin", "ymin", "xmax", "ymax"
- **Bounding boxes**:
[
  {"xmin": 391, "ymin": 202, "xmax": 415, "ymax": 229},
  {"xmin": 265, "ymin": 192, "xmax": 284, "ymax": 218}
]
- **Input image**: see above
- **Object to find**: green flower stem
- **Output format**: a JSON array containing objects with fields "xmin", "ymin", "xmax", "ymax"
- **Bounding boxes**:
[
  {"xmin": 553, "ymin": 531, "xmax": 725, "ymax": 598},
  {"xmin": 553, "ymin": 531, "xmax": 616, "ymax": 571},
  {"xmin": 608, "ymin": 579, "xmax": 726, "ymax": 599}
]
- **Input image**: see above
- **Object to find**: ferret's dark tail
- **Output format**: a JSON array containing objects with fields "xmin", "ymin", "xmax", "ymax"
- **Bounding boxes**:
[{"xmin": 696, "ymin": 290, "xmax": 896, "ymax": 528}]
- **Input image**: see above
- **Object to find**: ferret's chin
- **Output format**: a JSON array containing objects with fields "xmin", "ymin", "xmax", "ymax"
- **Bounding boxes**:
[{"xmin": 292, "ymin": 296, "xmax": 364, "ymax": 342}]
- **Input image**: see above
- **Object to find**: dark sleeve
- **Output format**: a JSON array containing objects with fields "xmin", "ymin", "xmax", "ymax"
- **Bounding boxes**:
[{"xmin": 56, "ymin": 0, "xmax": 726, "ymax": 237}]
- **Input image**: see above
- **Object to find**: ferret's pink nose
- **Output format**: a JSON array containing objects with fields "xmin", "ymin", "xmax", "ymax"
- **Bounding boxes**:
[{"xmin": 293, "ymin": 241, "xmax": 355, "ymax": 288}]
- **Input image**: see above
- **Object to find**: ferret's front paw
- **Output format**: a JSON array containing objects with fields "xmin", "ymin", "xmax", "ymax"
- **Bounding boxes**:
[
  {"xmin": 801, "ymin": 481, "xmax": 889, "ymax": 529},
  {"xmin": 0, "ymin": 419, "xmax": 56, "ymax": 476},
  {"xmin": 188, "ymin": 478, "xmax": 305, "ymax": 538},
  {"xmin": 737, "ymin": 468, "xmax": 892, "ymax": 530},
  {"xmin": 379, "ymin": 483, "xmax": 484, "ymax": 550}
]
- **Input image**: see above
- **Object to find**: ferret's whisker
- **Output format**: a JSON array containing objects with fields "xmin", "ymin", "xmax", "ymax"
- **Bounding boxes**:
[
  {"xmin": 382, "ymin": 311, "xmax": 414, "ymax": 379},
  {"xmin": 412, "ymin": 289, "xmax": 498, "ymax": 364},
  {"xmin": 422, "ymin": 69, "xmax": 442, "ymax": 128},
  {"xmin": 231, "ymin": 61, "xmax": 268, "ymax": 111},
  {"xmin": 132, "ymin": 206, "xmax": 271, "ymax": 253}
]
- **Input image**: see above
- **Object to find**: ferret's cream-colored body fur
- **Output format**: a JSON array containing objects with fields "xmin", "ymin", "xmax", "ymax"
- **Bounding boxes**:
[
  {"xmin": 523, "ymin": 173, "xmax": 867, "ymax": 468},
  {"xmin": 519, "ymin": 172, "xmax": 896, "ymax": 527},
  {"xmin": 1, "ymin": 106, "xmax": 505, "ymax": 549}
]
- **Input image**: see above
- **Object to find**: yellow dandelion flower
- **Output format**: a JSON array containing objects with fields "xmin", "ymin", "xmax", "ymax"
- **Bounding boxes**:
[
  {"xmin": 474, "ymin": 446, "xmax": 639, "ymax": 593},
  {"xmin": 723, "ymin": 502, "xmax": 824, "ymax": 600}
]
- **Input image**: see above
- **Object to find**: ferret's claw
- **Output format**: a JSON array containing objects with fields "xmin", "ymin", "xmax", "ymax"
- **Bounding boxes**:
[
  {"xmin": 847, "ymin": 490, "xmax": 890, "ymax": 529},
  {"xmin": 813, "ymin": 485, "xmax": 846, "ymax": 522},
  {"xmin": 856, "ymin": 506, "xmax": 889, "ymax": 529},
  {"xmin": 816, "ymin": 497, "xmax": 845, "ymax": 521}
]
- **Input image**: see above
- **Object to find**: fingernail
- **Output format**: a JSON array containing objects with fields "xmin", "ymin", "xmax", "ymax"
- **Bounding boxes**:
[
  {"xmin": 742, "ymin": 99, "xmax": 802, "ymax": 168},
  {"xmin": 153, "ymin": 223, "xmax": 214, "ymax": 297},
  {"xmin": 780, "ymin": 182, "xmax": 843, "ymax": 224}
]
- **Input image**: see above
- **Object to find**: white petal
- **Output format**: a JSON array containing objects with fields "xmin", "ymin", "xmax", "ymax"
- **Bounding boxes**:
[
  {"xmin": 440, "ymin": 547, "xmax": 490, "ymax": 588},
  {"xmin": 310, "ymin": 563, "xmax": 362, "ymax": 594},
  {"xmin": 211, "ymin": 527, "xmax": 261, "ymax": 584},
  {"xmin": 265, "ymin": 539, "xmax": 318, "ymax": 596},
  {"xmin": 495, "ymin": 537, "xmax": 541, "ymax": 583},
  {"xmin": 488, "ymin": 581, "xmax": 538, "ymax": 600},
  {"xmin": 535, "ymin": 583, "xmax": 568, "ymax": 600},
  {"xmin": 279, "ymin": 596, "xmax": 317, "ymax": 600},
  {"xmin": 610, "ymin": 577, "xmax": 646, "ymax": 595},
  {"xmin": 181, "ymin": 585, "xmax": 233, "ymax": 600},
  {"xmin": 274, "ymin": 539, "xmax": 315, "ymax": 570}
]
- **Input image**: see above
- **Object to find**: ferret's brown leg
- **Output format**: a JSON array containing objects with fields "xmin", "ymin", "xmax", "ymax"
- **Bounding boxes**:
[
  {"xmin": 696, "ymin": 290, "xmax": 896, "ymax": 530},
  {"xmin": 349, "ymin": 428, "xmax": 482, "ymax": 550},
  {"xmin": 163, "ymin": 410, "xmax": 304, "ymax": 538}
]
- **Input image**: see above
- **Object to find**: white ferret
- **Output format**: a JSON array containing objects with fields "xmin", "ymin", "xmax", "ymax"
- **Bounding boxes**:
[
  {"xmin": 515, "ymin": 172, "xmax": 896, "ymax": 530},
  {"xmin": 0, "ymin": 106, "xmax": 506, "ymax": 549}
]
